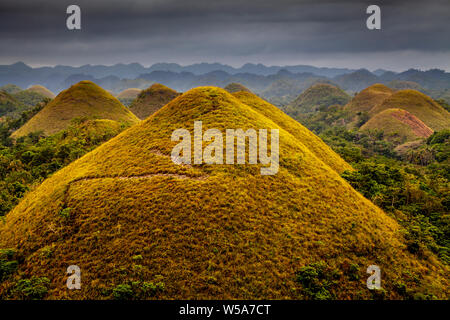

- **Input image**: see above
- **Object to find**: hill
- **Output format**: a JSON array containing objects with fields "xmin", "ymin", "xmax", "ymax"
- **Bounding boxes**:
[
  {"xmin": 129, "ymin": 83, "xmax": 181, "ymax": 119},
  {"xmin": 26, "ymin": 85, "xmax": 56, "ymax": 99},
  {"xmin": 224, "ymin": 83, "xmax": 252, "ymax": 93},
  {"xmin": 345, "ymin": 84, "xmax": 394, "ymax": 114},
  {"xmin": 0, "ymin": 86, "xmax": 447, "ymax": 300},
  {"xmin": 11, "ymin": 81, "xmax": 139, "ymax": 138},
  {"xmin": 360, "ymin": 108, "xmax": 434, "ymax": 143},
  {"xmin": 287, "ymin": 83, "xmax": 351, "ymax": 115},
  {"xmin": 117, "ymin": 88, "xmax": 142, "ymax": 99},
  {"xmin": 117, "ymin": 88, "xmax": 142, "ymax": 106},
  {"xmin": 369, "ymin": 90, "xmax": 450, "ymax": 131}
]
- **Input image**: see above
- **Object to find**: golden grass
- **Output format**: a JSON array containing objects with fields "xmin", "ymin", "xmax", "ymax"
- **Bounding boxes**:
[
  {"xmin": 0, "ymin": 87, "xmax": 448, "ymax": 299},
  {"xmin": 11, "ymin": 81, "xmax": 139, "ymax": 138},
  {"xmin": 129, "ymin": 83, "xmax": 181, "ymax": 120}
]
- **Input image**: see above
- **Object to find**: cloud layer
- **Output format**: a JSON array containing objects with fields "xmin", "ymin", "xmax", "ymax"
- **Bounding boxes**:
[{"xmin": 0, "ymin": 0, "xmax": 449, "ymax": 70}]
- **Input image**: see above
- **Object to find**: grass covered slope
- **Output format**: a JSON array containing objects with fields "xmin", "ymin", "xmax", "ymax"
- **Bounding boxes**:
[
  {"xmin": 0, "ymin": 87, "xmax": 447, "ymax": 300},
  {"xmin": 26, "ymin": 85, "xmax": 56, "ymax": 99},
  {"xmin": 369, "ymin": 90, "xmax": 450, "ymax": 131},
  {"xmin": 11, "ymin": 81, "xmax": 139, "ymax": 138},
  {"xmin": 345, "ymin": 84, "xmax": 393, "ymax": 114},
  {"xmin": 129, "ymin": 83, "xmax": 180, "ymax": 119},
  {"xmin": 288, "ymin": 83, "xmax": 351, "ymax": 114},
  {"xmin": 361, "ymin": 108, "xmax": 434, "ymax": 143},
  {"xmin": 232, "ymin": 90, "xmax": 351, "ymax": 173}
]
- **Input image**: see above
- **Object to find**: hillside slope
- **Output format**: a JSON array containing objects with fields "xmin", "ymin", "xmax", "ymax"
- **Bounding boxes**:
[
  {"xmin": 129, "ymin": 83, "xmax": 180, "ymax": 119},
  {"xmin": 232, "ymin": 91, "xmax": 351, "ymax": 173},
  {"xmin": 369, "ymin": 90, "xmax": 450, "ymax": 131},
  {"xmin": 0, "ymin": 87, "xmax": 447, "ymax": 299},
  {"xmin": 11, "ymin": 81, "xmax": 139, "ymax": 138}
]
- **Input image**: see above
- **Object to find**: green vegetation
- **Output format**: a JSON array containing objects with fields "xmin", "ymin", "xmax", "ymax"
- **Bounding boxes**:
[
  {"xmin": 0, "ymin": 91, "xmax": 25, "ymax": 118},
  {"xmin": 0, "ymin": 86, "xmax": 447, "ymax": 299},
  {"xmin": 12, "ymin": 90, "xmax": 48, "ymax": 107},
  {"xmin": 0, "ymin": 84, "xmax": 23, "ymax": 95},
  {"xmin": 13, "ymin": 277, "xmax": 50, "ymax": 300}
]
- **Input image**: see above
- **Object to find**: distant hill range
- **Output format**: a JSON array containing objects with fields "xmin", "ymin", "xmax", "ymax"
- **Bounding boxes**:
[{"xmin": 1, "ymin": 62, "xmax": 449, "ymax": 104}]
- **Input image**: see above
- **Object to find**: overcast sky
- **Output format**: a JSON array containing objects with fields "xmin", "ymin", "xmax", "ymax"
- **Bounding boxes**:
[{"xmin": 0, "ymin": 0, "xmax": 449, "ymax": 71}]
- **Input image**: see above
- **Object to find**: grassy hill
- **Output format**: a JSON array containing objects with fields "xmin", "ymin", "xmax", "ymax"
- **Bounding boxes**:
[
  {"xmin": 11, "ymin": 81, "xmax": 139, "ymax": 138},
  {"xmin": 26, "ymin": 85, "xmax": 56, "ymax": 99},
  {"xmin": 0, "ymin": 86, "xmax": 447, "ymax": 300},
  {"xmin": 224, "ymin": 83, "xmax": 252, "ymax": 93},
  {"xmin": 345, "ymin": 84, "xmax": 394, "ymax": 114},
  {"xmin": 129, "ymin": 83, "xmax": 180, "ymax": 119},
  {"xmin": 117, "ymin": 88, "xmax": 142, "ymax": 99},
  {"xmin": 117, "ymin": 88, "xmax": 142, "ymax": 106},
  {"xmin": 370, "ymin": 90, "xmax": 450, "ymax": 131},
  {"xmin": 287, "ymin": 83, "xmax": 351, "ymax": 115},
  {"xmin": 360, "ymin": 108, "xmax": 434, "ymax": 144}
]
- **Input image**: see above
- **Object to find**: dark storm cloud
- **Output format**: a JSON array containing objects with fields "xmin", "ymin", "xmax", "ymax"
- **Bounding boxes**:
[{"xmin": 0, "ymin": 0, "xmax": 449, "ymax": 70}]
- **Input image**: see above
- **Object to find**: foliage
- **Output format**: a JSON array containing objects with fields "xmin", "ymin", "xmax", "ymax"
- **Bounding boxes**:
[
  {"xmin": 295, "ymin": 262, "xmax": 339, "ymax": 300},
  {"xmin": 13, "ymin": 277, "xmax": 50, "ymax": 300},
  {"xmin": 0, "ymin": 248, "xmax": 18, "ymax": 281}
]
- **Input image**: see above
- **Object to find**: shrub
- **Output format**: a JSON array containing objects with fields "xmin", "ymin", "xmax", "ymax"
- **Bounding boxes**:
[
  {"xmin": 295, "ymin": 261, "xmax": 338, "ymax": 300},
  {"xmin": 112, "ymin": 284, "xmax": 134, "ymax": 300},
  {"xmin": 14, "ymin": 277, "xmax": 50, "ymax": 299}
]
